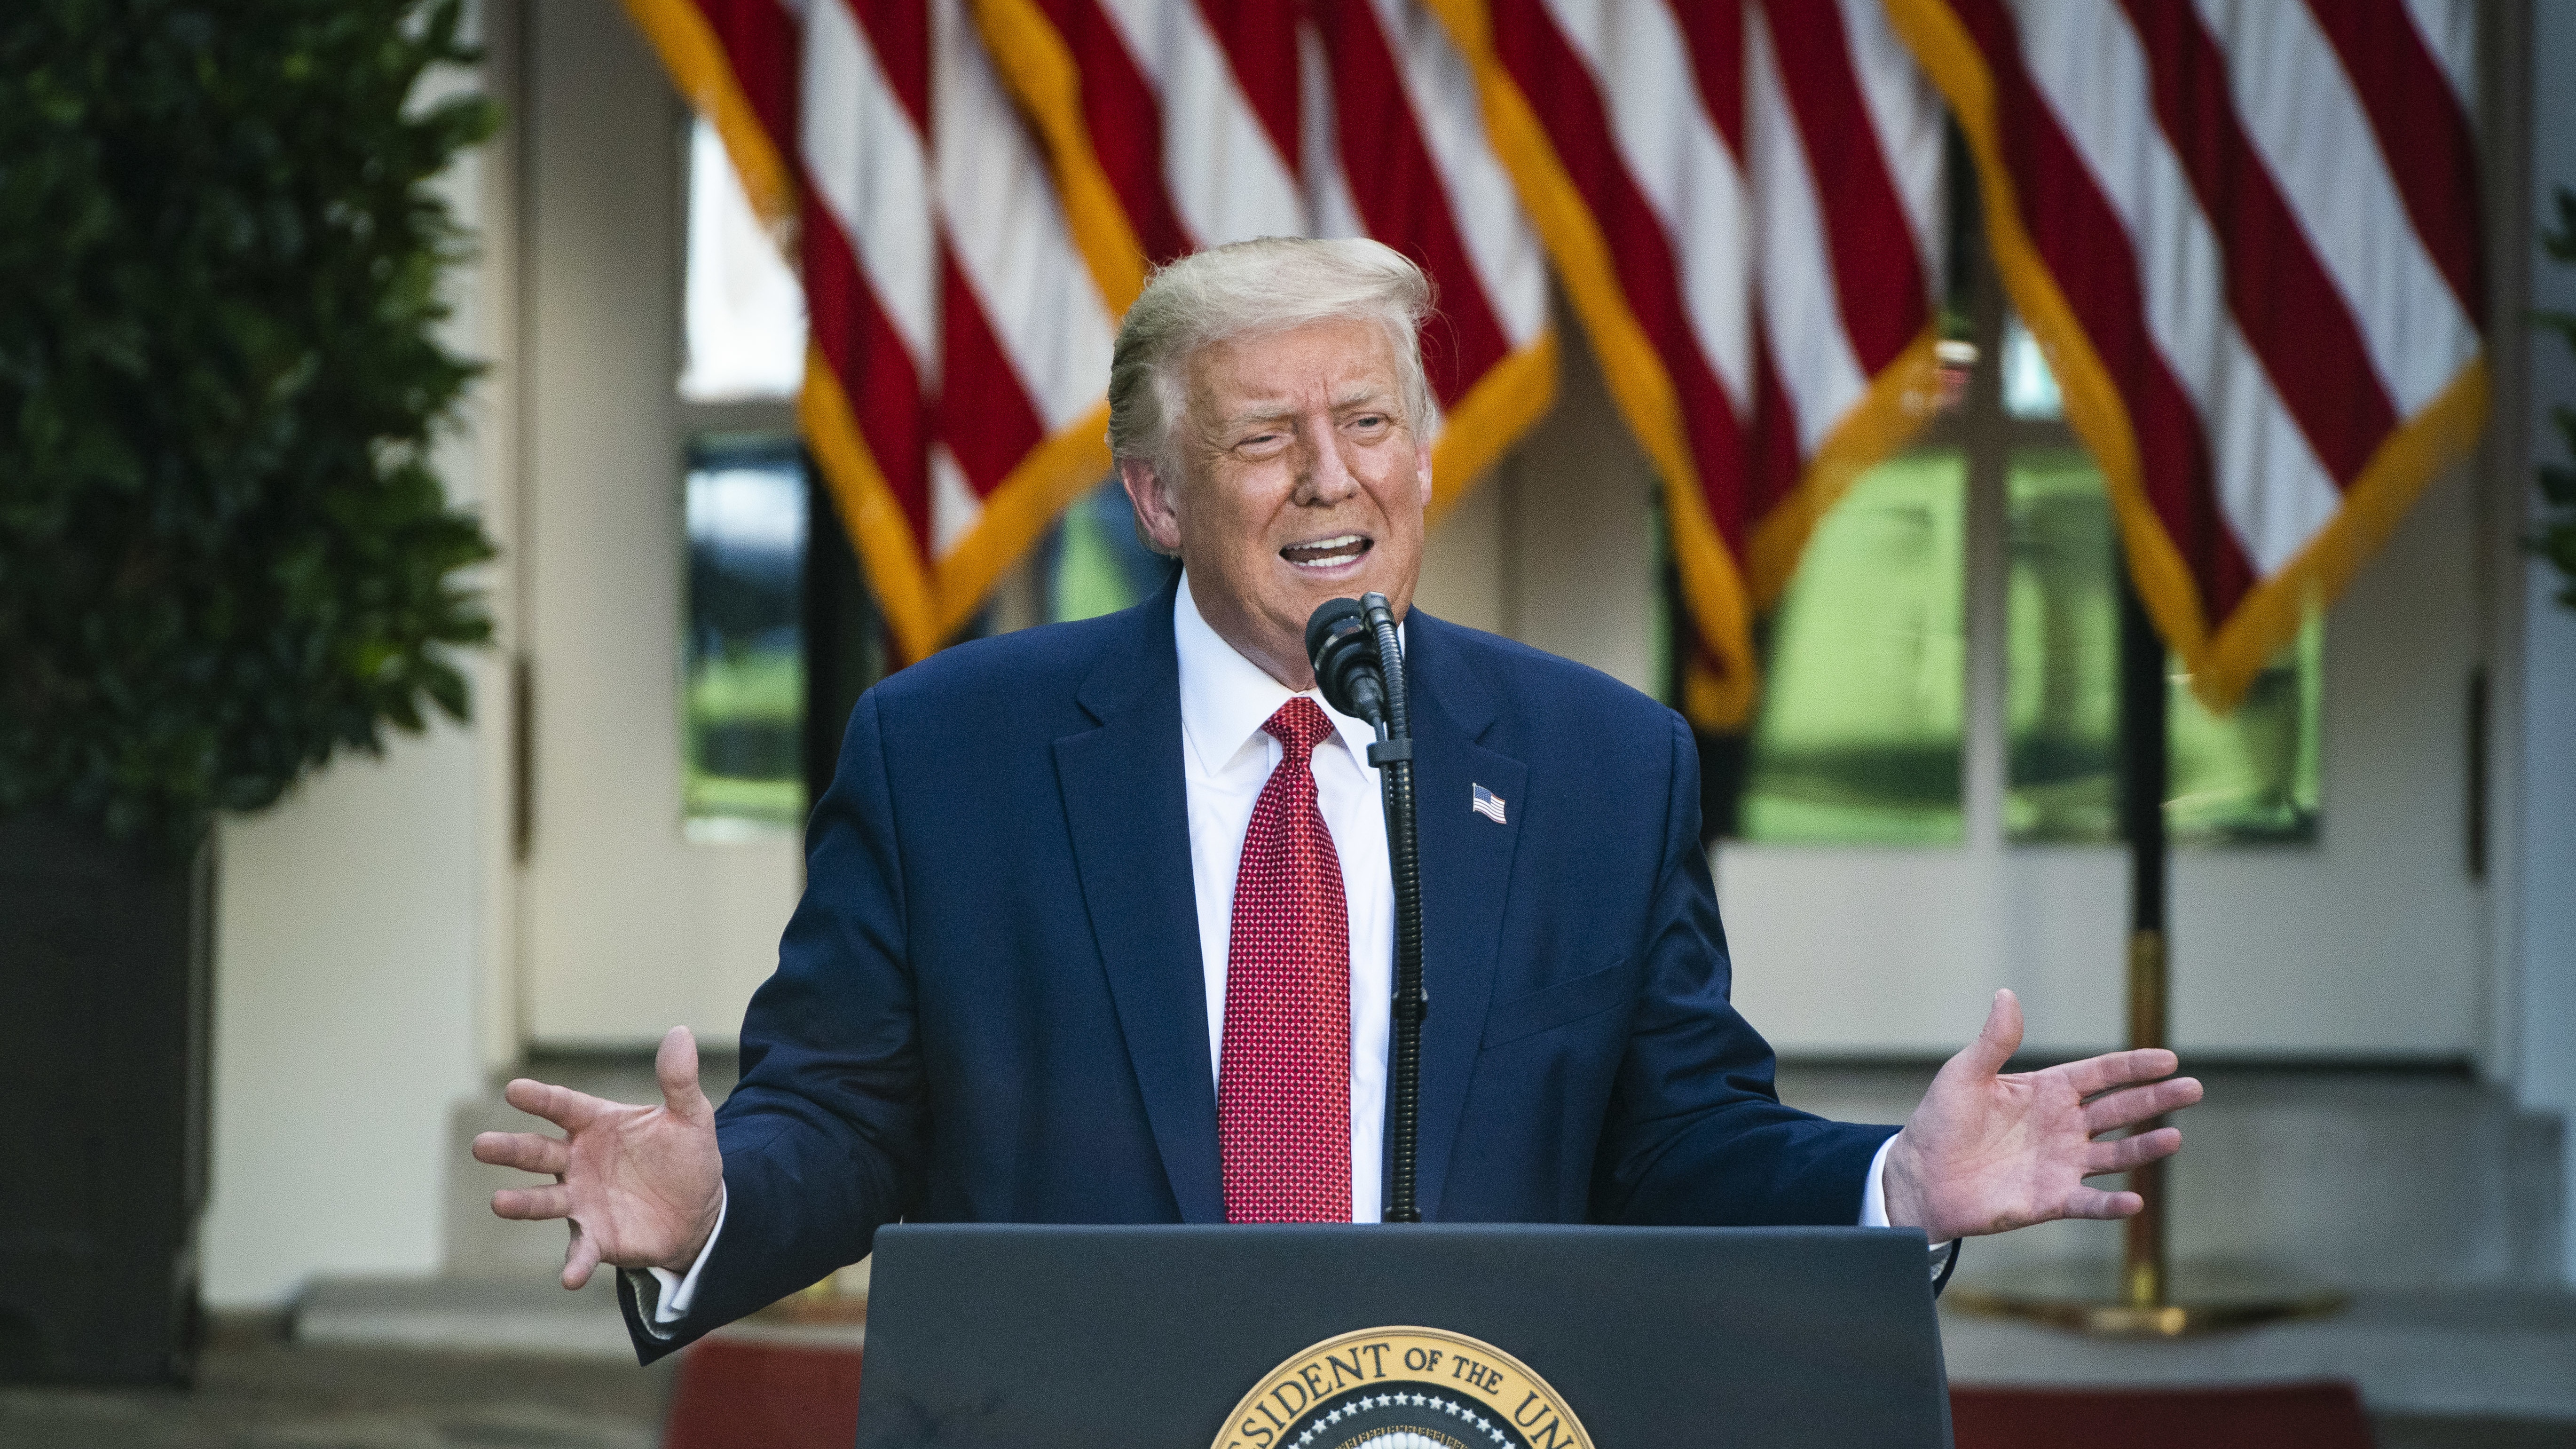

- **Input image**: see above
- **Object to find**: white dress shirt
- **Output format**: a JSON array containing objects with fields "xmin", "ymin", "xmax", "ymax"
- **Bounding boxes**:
[
  {"xmin": 1174, "ymin": 572, "xmax": 1394, "ymax": 1221},
  {"xmin": 638, "ymin": 576, "xmax": 1928, "ymax": 1327}
]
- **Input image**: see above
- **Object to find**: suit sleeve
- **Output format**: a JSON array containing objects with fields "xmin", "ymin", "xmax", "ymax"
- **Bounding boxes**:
[
  {"xmin": 1589, "ymin": 713, "xmax": 1898, "ymax": 1226},
  {"xmin": 620, "ymin": 689, "xmax": 926, "ymax": 1361}
]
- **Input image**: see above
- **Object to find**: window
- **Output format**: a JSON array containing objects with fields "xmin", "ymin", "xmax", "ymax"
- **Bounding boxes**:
[
  {"xmin": 678, "ymin": 117, "xmax": 833, "ymax": 840},
  {"xmin": 1709, "ymin": 174, "xmax": 2320, "ymax": 848},
  {"xmin": 1737, "ymin": 451, "xmax": 1968, "ymax": 843},
  {"xmin": 1993, "ymin": 312, "xmax": 2320, "ymax": 846},
  {"xmin": 683, "ymin": 435, "xmax": 808, "ymax": 839},
  {"xmin": 2004, "ymin": 443, "xmax": 2321, "ymax": 845},
  {"xmin": 680, "ymin": 119, "xmax": 805, "ymax": 404}
]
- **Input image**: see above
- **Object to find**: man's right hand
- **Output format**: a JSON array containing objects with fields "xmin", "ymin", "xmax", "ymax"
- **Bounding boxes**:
[{"xmin": 471, "ymin": 1025, "xmax": 725, "ymax": 1289}]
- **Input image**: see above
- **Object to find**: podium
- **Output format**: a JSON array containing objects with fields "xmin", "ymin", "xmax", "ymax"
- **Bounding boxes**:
[{"xmin": 850, "ymin": 1223, "xmax": 1953, "ymax": 1448}]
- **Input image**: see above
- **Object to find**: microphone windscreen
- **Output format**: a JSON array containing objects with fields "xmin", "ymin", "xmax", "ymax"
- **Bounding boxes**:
[
  {"xmin": 1305, "ymin": 597, "xmax": 1365, "ymax": 664},
  {"xmin": 1304, "ymin": 598, "xmax": 1383, "ymax": 725}
]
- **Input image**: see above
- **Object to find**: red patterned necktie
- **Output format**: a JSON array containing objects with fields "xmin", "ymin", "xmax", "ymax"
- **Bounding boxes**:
[{"xmin": 1219, "ymin": 696, "xmax": 1352, "ymax": 1223}]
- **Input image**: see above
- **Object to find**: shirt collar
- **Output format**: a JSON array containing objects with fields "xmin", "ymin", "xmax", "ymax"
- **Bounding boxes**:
[{"xmin": 1174, "ymin": 571, "xmax": 1381, "ymax": 777}]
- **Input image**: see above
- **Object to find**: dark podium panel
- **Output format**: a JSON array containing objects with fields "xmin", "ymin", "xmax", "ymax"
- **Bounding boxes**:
[{"xmin": 852, "ymin": 1223, "xmax": 1951, "ymax": 1448}]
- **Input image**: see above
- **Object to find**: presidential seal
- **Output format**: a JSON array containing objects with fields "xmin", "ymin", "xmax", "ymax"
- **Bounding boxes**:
[{"xmin": 1212, "ymin": 1327, "xmax": 1592, "ymax": 1449}]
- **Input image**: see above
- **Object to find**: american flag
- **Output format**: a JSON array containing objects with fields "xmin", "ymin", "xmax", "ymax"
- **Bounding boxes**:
[
  {"xmin": 622, "ymin": 0, "xmax": 1121, "ymax": 664},
  {"xmin": 1888, "ymin": 0, "xmax": 2486, "ymax": 710},
  {"xmin": 985, "ymin": 0, "xmax": 1560, "ymax": 521},
  {"xmin": 1471, "ymin": 783, "xmax": 1508, "ymax": 825},
  {"xmin": 623, "ymin": 0, "xmax": 2480, "ymax": 716},
  {"xmin": 1433, "ymin": 0, "xmax": 1948, "ymax": 725}
]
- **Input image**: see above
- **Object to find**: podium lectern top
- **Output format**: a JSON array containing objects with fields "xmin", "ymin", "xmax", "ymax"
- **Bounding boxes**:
[{"xmin": 851, "ymin": 1223, "xmax": 1951, "ymax": 1449}]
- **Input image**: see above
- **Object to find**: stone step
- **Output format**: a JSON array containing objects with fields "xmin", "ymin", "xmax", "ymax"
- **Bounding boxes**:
[
  {"xmin": 294, "ymin": 1275, "xmax": 637, "ymax": 1359},
  {"xmin": 1938, "ymin": 1287, "xmax": 2576, "ymax": 1421},
  {"xmin": 1777, "ymin": 1063, "xmax": 2566, "ymax": 1292},
  {"xmin": 292, "ymin": 1274, "xmax": 868, "ymax": 1361}
]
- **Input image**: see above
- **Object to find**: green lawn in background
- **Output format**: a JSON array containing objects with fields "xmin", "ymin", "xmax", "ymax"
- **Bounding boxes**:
[
  {"xmin": 1053, "ymin": 488, "xmax": 1143, "ymax": 623},
  {"xmin": 685, "ymin": 647, "xmax": 804, "ymax": 832},
  {"xmin": 688, "ymin": 647, "xmax": 800, "ymax": 724},
  {"xmin": 1740, "ymin": 450, "xmax": 1969, "ymax": 844}
]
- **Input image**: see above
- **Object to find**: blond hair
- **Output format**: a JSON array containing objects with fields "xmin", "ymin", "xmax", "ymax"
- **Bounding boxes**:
[{"xmin": 1105, "ymin": 237, "xmax": 1439, "ymax": 475}]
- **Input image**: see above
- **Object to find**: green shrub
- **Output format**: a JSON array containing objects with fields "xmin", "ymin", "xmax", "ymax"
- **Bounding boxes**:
[
  {"xmin": 2539, "ymin": 188, "xmax": 2576, "ymax": 611},
  {"xmin": 0, "ymin": 0, "xmax": 499, "ymax": 845}
]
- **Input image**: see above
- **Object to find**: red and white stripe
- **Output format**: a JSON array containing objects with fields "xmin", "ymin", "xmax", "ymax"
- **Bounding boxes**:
[
  {"xmin": 798, "ymin": 0, "xmax": 932, "ymax": 599},
  {"xmin": 1083, "ymin": 0, "xmax": 1305, "ymax": 248},
  {"xmin": 1462, "ymin": 0, "xmax": 1944, "ymax": 719},
  {"xmin": 1014, "ymin": 0, "xmax": 1553, "ymax": 501},
  {"xmin": 1745, "ymin": 0, "xmax": 1945, "ymax": 588},
  {"xmin": 796, "ymin": 0, "xmax": 1117, "ymax": 652},
  {"xmin": 1896, "ymin": 0, "xmax": 2484, "ymax": 704}
]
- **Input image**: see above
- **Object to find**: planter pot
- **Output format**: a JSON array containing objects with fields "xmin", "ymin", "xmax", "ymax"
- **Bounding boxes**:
[{"xmin": 0, "ymin": 813, "xmax": 212, "ymax": 1384}]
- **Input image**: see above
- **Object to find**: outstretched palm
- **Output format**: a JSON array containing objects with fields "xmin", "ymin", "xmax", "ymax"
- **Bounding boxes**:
[
  {"xmin": 471, "ymin": 1026, "xmax": 726, "ymax": 1288},
  {"xmin": 1883, "ymin": 990, "xmax": 2202, "ymax": 1242}
]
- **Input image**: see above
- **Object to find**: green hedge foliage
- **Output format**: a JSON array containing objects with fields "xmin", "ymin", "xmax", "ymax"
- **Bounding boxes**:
[
  {"xmin": 1, "ymin": 0, "xmax": 500, "ymax": 845},
  {"xmin": 2539, "ymin": 189, "xmax": 2576, "ymax": 612}
]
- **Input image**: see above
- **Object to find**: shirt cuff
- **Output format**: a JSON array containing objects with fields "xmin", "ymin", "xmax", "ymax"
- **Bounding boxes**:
[
  {"xmin": 641, "ymin": 1183, "xmax": 727, "ymax": 1324},
  {"xmin": 1859, "ymin": 1135, "xmax": 1897, "ymax": 1228},
  {"xmin": 1859, "ymin": 1132, "xmax": 1954, "ymax": 1275}
]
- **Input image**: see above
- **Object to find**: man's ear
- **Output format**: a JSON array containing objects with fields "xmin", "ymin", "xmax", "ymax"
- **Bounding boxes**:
[
  {"xmin": 1119, "ymin": 456, "xmax": 1185, "ymax": 554},
  {"xmin": 1412, "ymin": 437, "xmax": 1434, "ymax": 510}
]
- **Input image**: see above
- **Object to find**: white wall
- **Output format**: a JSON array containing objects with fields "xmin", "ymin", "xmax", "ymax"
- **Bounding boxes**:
[
  {"xmin": 205, "ymin": 728, "xmax": 492, "ymax": 1305},
  {"xmin": 202, "ymin": 7, "xmax": 516, "ymax": 1307}
]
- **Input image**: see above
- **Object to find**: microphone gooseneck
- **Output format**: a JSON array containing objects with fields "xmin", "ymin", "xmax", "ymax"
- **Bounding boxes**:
[
  {"xmin": 1303, "ymin": 595, "xmax": 1427, "ymax": 1222},
  {"xmin": 1356, "ymin": 594, "xmax": 1427, "ymax": 1224}
]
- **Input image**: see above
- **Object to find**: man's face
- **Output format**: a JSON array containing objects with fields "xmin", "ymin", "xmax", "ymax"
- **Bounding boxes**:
[{"xmin": 1120, "ymin": 317, "xmax": 1433, "ymax": 689}]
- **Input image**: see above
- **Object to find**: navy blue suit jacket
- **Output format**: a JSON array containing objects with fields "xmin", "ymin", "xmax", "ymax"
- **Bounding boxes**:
[{"xmin": 621, "ymin": 572, "xmax": 1894, "ymax": 1358}]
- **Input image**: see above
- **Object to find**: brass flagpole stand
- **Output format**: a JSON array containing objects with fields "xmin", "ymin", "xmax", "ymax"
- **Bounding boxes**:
[{"xmin": 1949, "ymin": 564, "xmax": 2342, "ymax": 1337}]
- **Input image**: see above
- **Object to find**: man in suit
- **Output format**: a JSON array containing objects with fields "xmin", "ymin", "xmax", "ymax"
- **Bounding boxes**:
[{"xmin": 473, "ymin": 238, "xmax": 2200, "ymax": 1362}]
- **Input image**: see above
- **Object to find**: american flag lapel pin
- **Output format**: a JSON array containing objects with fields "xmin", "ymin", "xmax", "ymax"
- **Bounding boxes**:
[{"xmin": 1471, "ymin": 783, "xmax": 1507, "ymax": 825}]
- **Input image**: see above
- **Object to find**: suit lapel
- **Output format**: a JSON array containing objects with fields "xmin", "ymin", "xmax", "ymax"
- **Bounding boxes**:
[
  {"xmin": 1401, "ymin": 615, "xmax": 1525, "ymax": 1221},
  {"xmin": 1054, "ymin": 573, "xmax": 1226, "ymax": 1223}
]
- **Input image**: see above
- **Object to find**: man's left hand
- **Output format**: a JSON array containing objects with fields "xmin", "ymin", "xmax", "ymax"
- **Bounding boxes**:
[{"xmin": 1882, "ymin": 989, "xmax": 2203, "ymax": 1242}]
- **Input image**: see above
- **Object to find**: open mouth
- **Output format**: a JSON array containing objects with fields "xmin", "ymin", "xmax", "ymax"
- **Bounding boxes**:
[{"xmin": 1280, "ymin": 533, "xmax": 1372, "ymax": 570}]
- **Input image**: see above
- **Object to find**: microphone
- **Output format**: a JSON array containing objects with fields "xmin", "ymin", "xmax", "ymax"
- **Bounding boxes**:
[
  {"xmin": 1305, "ymin": 598, "xmax": 1387, "ymax": 728},
  {"xmin": 1305, "ymin": 593, "xmax": 1427, "ymax": 1225}
]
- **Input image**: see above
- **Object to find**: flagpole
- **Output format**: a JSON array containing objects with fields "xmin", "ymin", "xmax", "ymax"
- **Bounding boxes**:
[
  {"xmin": 2116, "ymin": 557, "xmax": 2171, "ymax": 1313},
  {"xmin": 1950, "ymin": 556, "xmax": 2340, "ymax": 1335}
]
